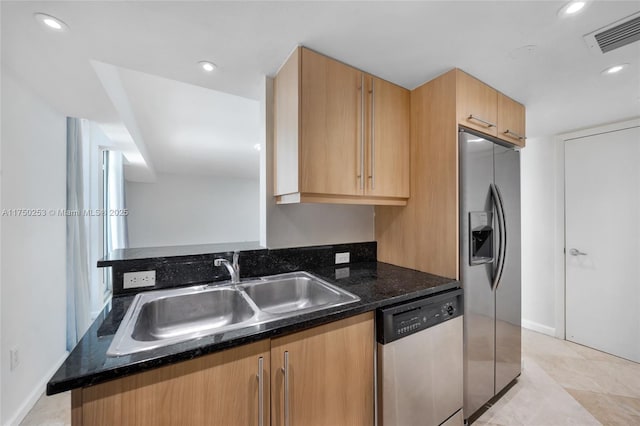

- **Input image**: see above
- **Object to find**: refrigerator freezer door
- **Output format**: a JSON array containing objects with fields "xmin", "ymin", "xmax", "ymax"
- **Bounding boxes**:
[
  {"xmin": 459, "ymin": 131, "xmax": 496, "ymax": 417},
  {"xmin": 493, "ymin": 143, "xmax": 522, "ymax": 394}
]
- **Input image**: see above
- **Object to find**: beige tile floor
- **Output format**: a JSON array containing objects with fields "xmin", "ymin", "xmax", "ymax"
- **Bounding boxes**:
[
  {"xmin": 474, "ymin": 329, "xmax": 640, "ymax": 426},
  {"xmin": 20, "ymin": 329, "xmax": 640, "ymax": 425},
  {"xmin": 19, "ymin": 391, "xmax": 69, "ymax": 426}
]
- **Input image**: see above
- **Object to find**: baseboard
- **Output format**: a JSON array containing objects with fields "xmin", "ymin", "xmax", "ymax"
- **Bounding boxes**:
[
  {"xmin": 4, "ymin": 351, "xmax": 69, "ymax": 426},
  {"xmin": 522, "ymin": 319, "xmax": 556, "ymax": 337}
]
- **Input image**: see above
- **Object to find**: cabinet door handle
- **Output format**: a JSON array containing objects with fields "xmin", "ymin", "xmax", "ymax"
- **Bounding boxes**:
[
  {"xmin": 468, "ymin": 114, "xmax": 496, "ymax": 128},
  {"xmin": 503, "ymin": 129, "xmax": 525, "ymax": 141},
  {"xmin": 359, "ymin": 75, "xmax": 365, "ymax": 190},
  {"xmin": 281, "ymin": 351, "xmax": 290, "ymax": 426},
  {"xmin": 257, "ymin": 356, "xmax": 264, "ymax": 426},
  {"xmin": 369, "ymin": 79, "xmax": 375, "ymax": 190}
]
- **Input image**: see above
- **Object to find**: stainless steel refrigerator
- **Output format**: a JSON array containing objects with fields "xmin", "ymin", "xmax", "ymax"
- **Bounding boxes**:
[{"xmin": 459, "ymin": 128, "xmax": 521, "ymax": 420}]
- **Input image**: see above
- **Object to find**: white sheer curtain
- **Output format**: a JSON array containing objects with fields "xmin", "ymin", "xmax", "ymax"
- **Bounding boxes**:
[
  {"xmin": 104, "ymin": 151, "xmax": 129, "ymax": 256},
  {"xmin": 66, "ymin": 117, "xmax": 92, "ymax": 350},
  {"xmin": 66, "ymin": 120, "xmax": 129, "ymax": 350}
]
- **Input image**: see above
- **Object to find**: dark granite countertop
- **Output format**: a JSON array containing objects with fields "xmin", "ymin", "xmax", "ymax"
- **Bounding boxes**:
[{"xmin": 47, "ymin": 261, "xmax": 458, "ymax": 395}]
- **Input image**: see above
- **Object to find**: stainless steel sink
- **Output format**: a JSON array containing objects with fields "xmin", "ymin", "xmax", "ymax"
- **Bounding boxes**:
[
  {"xmin": 108, "ymin": 286, "xmax": 259, "ymax": 356},
  {"xmin": 107, "ymin": 271, "xmax": 359, "ymax": 356},
  {"xmin": 241, "ymin": 272, "xmax": 359, "ymax": 315},
  {"xmin": 131, "ymin": 288, "xmax": 257, "ymax": 341}
]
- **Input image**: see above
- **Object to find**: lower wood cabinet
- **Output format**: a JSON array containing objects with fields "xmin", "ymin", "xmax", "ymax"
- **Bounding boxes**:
[
  {"xmin": 71, "ymin": 313, "xmax": 373, "ymax": 426},
  {"xmin": 271, "ymin": 312, "xmax": 374, "ymax": 426},
  {"xmin": 73, "ymin": 340, "xmax": 270, "ymax": 426}
]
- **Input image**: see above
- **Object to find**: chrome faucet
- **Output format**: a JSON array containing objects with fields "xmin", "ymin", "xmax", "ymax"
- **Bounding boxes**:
[{"xmin": 214, "ymin": 251, "xmax": 240, "ymax": 284}]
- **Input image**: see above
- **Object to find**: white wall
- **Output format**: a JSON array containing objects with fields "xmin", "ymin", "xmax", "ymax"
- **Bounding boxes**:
[
  {"xmin": 1, "ymin": 71, "xmax": 68, "ymax": 425},
  {"xmin": 266, "ymin": 203, "xmax": 374, "ymax": 249},
  {"xmin": 520, "ymin": 136, "xmax": 562, "ymax": 336},
  {"xmin": 520, "ymin": 120, "xmax": 640, "ymax": 339},
  {"xmin": 520, "ymin": 135, "xmax": 571, "ymax": 338},
  {"xmin": 0, "ymin": 50, "xmax": 4, "ymax": 426},
  {"xmin": 126, "ymin": 173, "xmax": 260, "ymax": 248},
  {"xmin": 262, "ymin": 77, "xmax": 375, "ymax": 249}
]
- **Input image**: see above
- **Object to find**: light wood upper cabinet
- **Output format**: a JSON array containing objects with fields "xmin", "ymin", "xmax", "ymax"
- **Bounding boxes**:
[
  {"xmin": 376, "ymin": 70, "xmax": 460, "ymax": 279},
  {"xmin": 456, "ymin": 70, "xmax": 498, "ymax": 137},
  {"xmin": 365, "ymin": 76, "xmax": 410, "ymax": 198},
  {"xmin": 274, "ymin": 47, "xmax": 409, "ymax": 206},
  {"xmin": 74, "ymin": 340, "xmax": 270, "ymax": 426},
  {"xmin": 497, "ymin": 92, "xmax": 526, "ymax": 147},
  {"xmin": 271, "ymin": 313, "xmax": 374, "ymax": 426},
  {"xmin": 299, "ymin": 48, "xmax": 362, "ymax": 196},
  {"xmin": 456, "ymin": 70, "xmax": 526, "ymax": 146},
  {"xmin": 376, "ymin": 68, "xmax": 526, "ymax": 280}
]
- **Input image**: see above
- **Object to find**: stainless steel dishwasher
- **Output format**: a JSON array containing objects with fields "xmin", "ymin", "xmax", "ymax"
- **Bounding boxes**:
[{"xmin": 377, "ymin": 288, "xmax": 464, "ymax": 426}]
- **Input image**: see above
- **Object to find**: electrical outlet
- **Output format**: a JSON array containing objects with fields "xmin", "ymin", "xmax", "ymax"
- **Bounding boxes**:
[
  {"xmin": 123, "ymin": 270, "xmax": 156, "ymax": 289},
  {"xmin": 335, "ymin": 252, "xmax": 350, "ymax": 264},
  {"xmin": 10, "ymin": 346, "xmax": 19, "ymax": 371}
]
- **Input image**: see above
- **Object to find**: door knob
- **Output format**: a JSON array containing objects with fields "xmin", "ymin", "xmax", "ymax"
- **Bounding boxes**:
[{"xmin": 569, "ymin": 248, "xmax": 587, "ymax": 256}]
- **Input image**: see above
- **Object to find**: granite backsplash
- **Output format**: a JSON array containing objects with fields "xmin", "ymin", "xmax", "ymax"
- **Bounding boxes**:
[{"xmin": 100, "ymin": 241, "xmax": 377, "ymax": 297}]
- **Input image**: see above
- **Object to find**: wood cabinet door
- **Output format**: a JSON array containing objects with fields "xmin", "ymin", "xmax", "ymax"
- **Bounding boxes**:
[
  {"xmin": 77, "ymin": 340, "xmax": 270, "ymax": 426},
  {"xmin": 299, "ymin": 48, "xmax": 364, "ymax": 196},
  {"xmin": 456, "ymin": 70, "xmax": 498, "ymax": 137},
  {"xmin": 365, "ymin": 76, "xmax": 410, "ymax": 198},
  {"xmin": 271, "ymin": 313, "xmax": 374, "ymax": 426},
  {"xmin": 497, "ymin": 92, "xmax": 526, "ymax": 147}
]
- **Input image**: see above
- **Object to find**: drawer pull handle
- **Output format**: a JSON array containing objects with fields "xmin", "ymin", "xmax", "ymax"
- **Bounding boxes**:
[
  {"xmin": 282, "ymin": 351, "xmax": 290, "ymax": 426},
  {"xmin": 359, "ymin": 75, "xmax": 365, "ymax": 190},
  {"xmin": 468, "ymin": 114, "xmax": 496, "ymax": 128},
  {"xmin": 504, "ymin": 129, "xmax": 526, "ymax": 141},
  {"xmin": 369, "ymin": 79, "xmax": 375, "ymax": 190},
  {"xmin": 257, "ymin": 357, "xmax": 264, "ymax": 426}
]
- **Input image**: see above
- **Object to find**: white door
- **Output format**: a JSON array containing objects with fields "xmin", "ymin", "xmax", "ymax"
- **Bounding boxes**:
[{"xmin": 565, "ymin": 125, "xmax": 640, "ymax": 362}]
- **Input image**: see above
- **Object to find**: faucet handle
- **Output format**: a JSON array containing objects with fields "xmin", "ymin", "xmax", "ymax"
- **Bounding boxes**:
[{"xmin": 214, "ymin": 258, "xmax": 227, "ymax": 267}]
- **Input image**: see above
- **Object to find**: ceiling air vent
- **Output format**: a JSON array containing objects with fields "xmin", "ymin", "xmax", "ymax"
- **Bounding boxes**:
[{"xmin": 584, "ymin": 11, "xmax": 640, "ymax": 54}]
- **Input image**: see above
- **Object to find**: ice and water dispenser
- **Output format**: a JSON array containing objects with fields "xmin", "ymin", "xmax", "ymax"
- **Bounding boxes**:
[{"xmin": 469, "ymin": 211, "xmax": 494, "ymax": 265}]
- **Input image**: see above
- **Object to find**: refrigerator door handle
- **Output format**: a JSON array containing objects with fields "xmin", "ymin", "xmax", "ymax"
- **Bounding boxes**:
[
  {"xmin": 490, "ymin": 183, "xmax": 507, "ymax": 290},
  {"xmin": 495, "ymin": 184, "xmax": 507, "ymax": 289}
]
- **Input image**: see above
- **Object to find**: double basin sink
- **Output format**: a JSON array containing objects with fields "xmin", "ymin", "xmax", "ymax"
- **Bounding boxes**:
[{"xmin": 108, "ymin": 271, "xmax": 360, "ymax": 356}]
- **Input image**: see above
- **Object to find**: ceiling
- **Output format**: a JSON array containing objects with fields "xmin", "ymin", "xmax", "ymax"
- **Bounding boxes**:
[
  {"xmin": 93, "ymin": 62, "xmax": 260, "ymax": 179},
  {"xmin": 118, "ymin": 67, "xmax": 260, "ymax": 179},
  {"xmin": 2, "ymin": 1, "xmax": 639, "ymax": 178}
]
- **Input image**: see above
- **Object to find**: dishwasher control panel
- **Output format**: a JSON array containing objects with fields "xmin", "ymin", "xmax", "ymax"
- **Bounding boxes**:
[{"xmin": 376, "ymin": 288, "xmax": 463, "ymax": 344}]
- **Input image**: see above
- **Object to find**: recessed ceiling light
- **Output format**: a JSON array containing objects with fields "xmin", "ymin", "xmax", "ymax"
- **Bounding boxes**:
[
  {"xmin": 198, "ymin": 61, "xmax": 217, "ymax": 72},
  {"xmin": 253, "ymin": 144, "xmax": 261, "ymax": 151},
  {"xmin": 602, "ymin": 64, "xmax": 628, "ymax": 75},
  {"xmin": 566, "ymin": 2, "xmax": 586, "ymax": 14},
  {"xmin": 558, "ymin": 1, "xmax": 586, "ymax": 17},
  {"xmin": 34, "ymin": 13, "xmax": 69, "ymax": 32}
]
